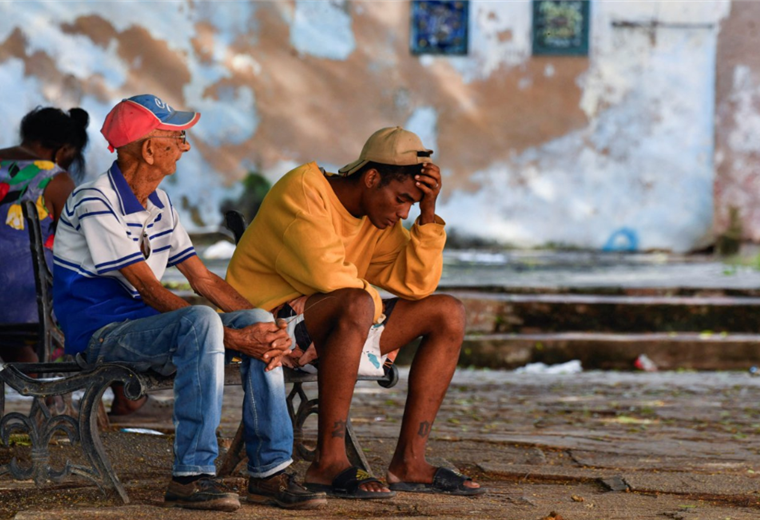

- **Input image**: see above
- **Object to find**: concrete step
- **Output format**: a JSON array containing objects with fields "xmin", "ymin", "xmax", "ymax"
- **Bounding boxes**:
[
  {"xmin": 441, "ymin": 284, "xmax": 760, "ymax": 297},
  {"xmin": 177, "ymin": 288, "xmax": 760, "ymax": 370},
  {"xmin": 453, "ymin": 290, "xmax": 760, "ymax": 334},
  {"xmin": 178, "ymin": 288, "xmax": 760, "ymax": 335},
  {"xmin": 459, "ymin": 332, "xmax": 760, "ymax": 370}
]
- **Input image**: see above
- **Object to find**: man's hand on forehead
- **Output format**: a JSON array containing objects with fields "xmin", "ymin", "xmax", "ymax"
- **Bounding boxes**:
[
  {"xmin": 416, "ymin": 162, "xmax": 441, "ymax": 194},
  {"xmin": 415, "ymin": 162, "xmax": 441, "ymax": 225}
]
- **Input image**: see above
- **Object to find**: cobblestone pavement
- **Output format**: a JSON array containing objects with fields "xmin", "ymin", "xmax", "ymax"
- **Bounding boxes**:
[{"xmin": 3, "ymin": 368, "xmax": 760, "ymax": 519}]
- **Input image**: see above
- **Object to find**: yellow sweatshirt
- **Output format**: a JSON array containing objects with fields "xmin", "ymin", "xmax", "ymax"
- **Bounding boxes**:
[{"xmin": 226, "ymin": 162, "xmax": 446, "ymax": 323}]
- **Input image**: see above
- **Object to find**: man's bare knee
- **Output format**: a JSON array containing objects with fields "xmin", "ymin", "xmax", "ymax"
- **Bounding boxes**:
[
  {"xmin": 306, "ymin": 288, "xmax": 375, "ymax": 353},
  {"xmin": 428, "ymin": 294, "xmax": 466, "ymax": 340},
  {"xmin": 329, "ymin": 288, "xmax": 375, "ymax": 333}
]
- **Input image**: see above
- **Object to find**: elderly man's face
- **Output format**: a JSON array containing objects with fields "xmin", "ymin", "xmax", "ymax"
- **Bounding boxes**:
[{"xmin": 148, "ymin": 130, "xmax": 191, "ymax": 176}]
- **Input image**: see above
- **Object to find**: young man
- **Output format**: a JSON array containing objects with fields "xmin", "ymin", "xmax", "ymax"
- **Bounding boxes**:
[
  {"xmin": 227, "ymin": 127, "xmax": 484, "ymax": 498},
  {"xmin": 52, "ymin": 94, "xmax": 326, "ymax": 511}
]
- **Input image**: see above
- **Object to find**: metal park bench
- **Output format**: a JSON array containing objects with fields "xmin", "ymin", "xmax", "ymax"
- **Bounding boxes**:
[{"xmin": 0, "ymin": 201, "xmax": 398, "ymax": 503}]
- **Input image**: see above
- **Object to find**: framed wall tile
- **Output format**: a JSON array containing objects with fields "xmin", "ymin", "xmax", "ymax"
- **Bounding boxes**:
[
  {"xmin": 411, "ymin": 1, "xmax": 469, "ymax": 55},
  {"xmin": 532, "ymin": 0, "xmax": 590, "ymax": 56}
]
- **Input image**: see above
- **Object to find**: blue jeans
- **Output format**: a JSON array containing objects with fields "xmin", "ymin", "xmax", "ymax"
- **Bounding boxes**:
[{"xmin": 85, "ymin": 306, "xmax": 293, "ymax": 477}]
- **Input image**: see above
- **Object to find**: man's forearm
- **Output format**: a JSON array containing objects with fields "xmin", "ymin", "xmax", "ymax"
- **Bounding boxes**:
[
  {"xmin": 121, "ymin": 261, "xmax": 192, "ymax": 313},
  {"xmin": 139, "ymin": 281, "xmax": 191, "ymax": 313},
  {"xmin": 418, "ymin": 210, "xmax": 437, "ymax": 225},
  {"xmin": 191, "ymin": 271, "xmax": 254, "ymax": 313}
]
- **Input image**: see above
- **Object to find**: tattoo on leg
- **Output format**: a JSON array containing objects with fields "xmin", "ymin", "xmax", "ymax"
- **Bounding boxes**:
[
  {"xmin": 331, "ymin": 420, "xmax": 347, "ymax": 439},
  {"xmin": 418, "ymin": 421, "xmax": 431, "ymax": 438}
]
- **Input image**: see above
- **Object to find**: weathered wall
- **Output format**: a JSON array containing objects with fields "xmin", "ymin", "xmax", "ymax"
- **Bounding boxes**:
[
  {"xmin": 715, "ymin": 0, "xmax": 760, "ymax": 242},
  {"xmin": 0, "ymin": 1, "xmax": 731, "ymax": 251},
  {"xmin": 438, "ymin": 1, "xmax": 728, "ymax": 252}
]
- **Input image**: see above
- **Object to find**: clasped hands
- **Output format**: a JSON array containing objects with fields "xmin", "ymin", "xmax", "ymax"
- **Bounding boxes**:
[{"xmin": 223, "ymin": 319, "xmax": 298, "ymax": 371}]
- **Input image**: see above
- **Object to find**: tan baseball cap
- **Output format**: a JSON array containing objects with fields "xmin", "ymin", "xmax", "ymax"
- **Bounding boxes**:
[{"xmin": 339, "ymin": 126, "xmax": 434, "ymax": 176}]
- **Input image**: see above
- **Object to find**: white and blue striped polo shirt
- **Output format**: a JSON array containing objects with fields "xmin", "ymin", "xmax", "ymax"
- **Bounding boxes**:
[{"xmin": 53, "ymin": 162, "xmax": 196, "ymax": 354}]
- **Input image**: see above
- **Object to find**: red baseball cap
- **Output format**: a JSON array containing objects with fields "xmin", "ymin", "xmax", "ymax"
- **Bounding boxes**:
[{"xmin": 101, "ymin": 94, "xmax": 201, "ymax": 152}]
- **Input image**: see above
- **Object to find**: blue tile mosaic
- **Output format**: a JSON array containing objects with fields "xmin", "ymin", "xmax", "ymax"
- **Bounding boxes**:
[{"xmin": 411, "ymin": 1, "xmax": 469, "ymax": 55}]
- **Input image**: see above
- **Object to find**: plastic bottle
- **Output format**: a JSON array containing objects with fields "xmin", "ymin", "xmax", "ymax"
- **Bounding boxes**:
[{"xmin": 634, "ymin": 354, "xmax": 657, "ymax": 372}]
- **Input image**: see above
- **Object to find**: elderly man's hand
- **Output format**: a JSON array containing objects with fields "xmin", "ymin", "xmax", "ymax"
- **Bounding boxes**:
[{"xmin": 224, "ymin": 320, "xmax": 292, "ymax": 371}]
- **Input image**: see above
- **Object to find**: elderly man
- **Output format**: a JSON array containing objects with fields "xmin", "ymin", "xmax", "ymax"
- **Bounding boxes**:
[
  {"xmin": 52, "ymin": 94, "xmax": 326, "ymax": 511},
  {"xmin": 227, "ymin": 127, "xmax": 484, "ymax": 498}
]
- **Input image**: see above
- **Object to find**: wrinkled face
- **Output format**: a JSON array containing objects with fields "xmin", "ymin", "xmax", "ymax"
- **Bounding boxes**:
[
  {"xmin": 364, "ymin": 174, "xmax": 423, "ymax": 229},
  {"xmin": 146, "ymin": 130, "xmax": 191, "ymax": 176}
]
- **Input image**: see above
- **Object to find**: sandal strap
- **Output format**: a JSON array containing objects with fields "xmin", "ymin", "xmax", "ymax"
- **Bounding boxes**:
[
  {"xmin": 332, "ymin": 467, "xmax": 380, "ymax": 493},
  {"xmin": 432, "ymin": 467, "xmax": 471, "ymax": 491}
]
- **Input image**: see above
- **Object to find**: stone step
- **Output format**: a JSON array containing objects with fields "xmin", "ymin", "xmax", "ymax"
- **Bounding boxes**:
[
  {"xmin": 453, "ymin": 290, "xmax": 760, "ymax": 334},
  {"xmin": 177, "ymin": 288, "xmax": 760, "ymax": 335},
  {"xmin": 459, "ymin": 332, "xmax": 760, "ymax": 370},
  {"xmin": 441, "ymin": 284, "xmax": 760, "ymax": 297},
  {"xmin": 176, "ymin": 288, "xmax": 760, "ymax": 370}
]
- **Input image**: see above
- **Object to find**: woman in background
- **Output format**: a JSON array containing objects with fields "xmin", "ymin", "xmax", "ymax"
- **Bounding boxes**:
[{"xmin": 0, "ymin": 106, "xmax": 89, "ymax": 363}]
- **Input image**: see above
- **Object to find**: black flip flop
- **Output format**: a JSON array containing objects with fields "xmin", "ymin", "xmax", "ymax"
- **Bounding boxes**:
[
  {"xmin": 388, "ymin": 467, "xmax": 486, "ymax": 496},
  {"xmin": 304, "ymin": 467, "xmax": 396, "ymax": 500}
]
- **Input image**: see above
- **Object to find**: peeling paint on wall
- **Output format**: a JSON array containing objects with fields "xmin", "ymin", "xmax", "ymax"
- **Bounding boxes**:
[
  {"xmin": 446, "ymin": 1, "xmax": 533, "ymax": 83},
  {"xmin": 405, "ymin": 106, "xmax": 438, "ymax": 159},
  {"xmin": 0, "ymin": 1, "xmax": 736, "ymax": 251},
  {"xmin": 438, "ymin": 2, "xmax": 725, "ymax": 252},
  {"xmin": 290, "ymin": 0, "xmax": 356, "ymax": 60},
  {"xmin": 193, "ymin": 85, "xmax": 259, "ymax": 147},
  {"xmin": 715, "ymin": 1, "xmax": 760, "ymax": 242}
]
